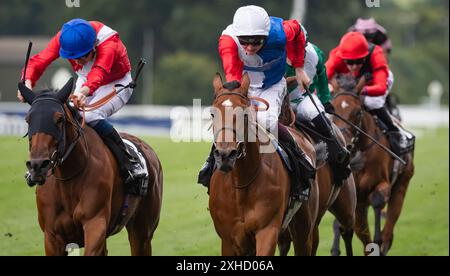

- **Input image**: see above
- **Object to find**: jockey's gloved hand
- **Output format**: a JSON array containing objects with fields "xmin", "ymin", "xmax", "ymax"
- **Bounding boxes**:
[
  {"xmin": 223, "ymin": 81, "xmax": 241, "ymax": 91},
  {"xmin": 324, "ymin": 102, "xmax": 335, "ymax": 114}
]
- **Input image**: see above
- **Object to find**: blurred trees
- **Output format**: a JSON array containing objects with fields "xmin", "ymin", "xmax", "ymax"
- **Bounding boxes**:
[{"xmin": 0, "ymin": 0, "xmax": 447, "ymax": 105}]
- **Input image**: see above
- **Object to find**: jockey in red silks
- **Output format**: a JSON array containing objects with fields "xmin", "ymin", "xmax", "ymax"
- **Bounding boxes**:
[
  {"xmin": 198, "ymin": 5, "xmax": 314, "ymax": 201},
  {"xmin": 326, "ymin": 32, "xmax": 407, "ymax": 155},
  {"xmin": 348, "ymin": 18, "xmax": 400, "ymax": 119},
  {"xmin": 19, "ymin": 18, "xmax": 146, "ymax": 192}
]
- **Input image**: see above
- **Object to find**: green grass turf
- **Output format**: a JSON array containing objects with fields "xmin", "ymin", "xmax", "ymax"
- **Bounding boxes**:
[{"xmin": 0, "ymin": 128, "xmax": 448, "ymax": 256}]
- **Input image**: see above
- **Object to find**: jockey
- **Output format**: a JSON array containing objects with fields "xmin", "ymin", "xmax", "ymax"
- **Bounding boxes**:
[
  {"xmin": 18, "ymin": 18, "xmax": 146, "ymax": 193},
  {"xmin": 198, "ymin": 6, "xmax": 313, "ymax": 200},
  {"xmin": 286, "ymin": 26, "xmax": 350, "ymax": 184},
  {"xmin": 348, "ymin": 18, "xmax": 400, "ymax": 119},
  {"xmin": 326, "ymin": 32, "xmax": 406, "ymax": 155}
]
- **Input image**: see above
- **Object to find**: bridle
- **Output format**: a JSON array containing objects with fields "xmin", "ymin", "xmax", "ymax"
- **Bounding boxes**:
[
  {"xmin": 333, "ymin": 91, "xmax": 364, "ymax": 153},
  {"xmin": 211, "ymin": 91, "xmax": 269, "ymax": 189},
  {"xmin": 27, "ymin": 98, "xmax": 90, "ymax": 182}
]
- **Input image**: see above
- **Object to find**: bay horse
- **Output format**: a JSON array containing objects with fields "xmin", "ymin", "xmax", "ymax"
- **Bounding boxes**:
[
  {"xmin": 330, "ymin": 77, "xmax": 415, "ymax": 256},
  {"xmin": 208, "ymin": 73, "xmax": 320, "ymax": 256},
  {"xmin": 18, "ymin": 79, "xmax": 163, "ymax": 256},
  {"xmin": 277, "ymin": 77, "xmax": 357, "ymax": 256}
]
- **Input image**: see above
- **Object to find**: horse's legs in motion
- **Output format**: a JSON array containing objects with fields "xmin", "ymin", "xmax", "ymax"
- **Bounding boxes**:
[
  {"xmin": 82, "ymin": 216, "xmax": 108, "ymax": 256},
  {"xmin": 126, "ymin": 198, "xmax": 159, "ymax": 256},
  {"xmin": 370, "ymin": 181, "xmax": 390, "ymax": 248},
  {"xmin": 44, "ymin": 232, "xmax": 68, "ymax": 256},
  {"xmin": 277, "ymin": 230, "xmax": 292, "ymax": 256},
  {"xmin": 382, "ymin": 168, "xmax": 413, "ymax": 256},
  {"xmin": 290, "ymin": 209, "xmax": 314, "ymax": 256},
  {"xmin": 331, "ymin": 219, "xmax": 342, "ymax": 256},
  {"xmin": 355, "ymin": 203, "xmax": 372, "ymax": 254},
  {"xmin": 221, "ymin": 241, "xmax": 237, "ymax": 256},
  {"xmin": 311, "ymin": 225, "xmax": 320, "ymax": 256},
  {"xmin": 255, "ymin": 226, "xmax": 280, "ymax": 256},
  {"xmin": 329, "ymin": 177, "xmax": 356, "ymax": 256}
]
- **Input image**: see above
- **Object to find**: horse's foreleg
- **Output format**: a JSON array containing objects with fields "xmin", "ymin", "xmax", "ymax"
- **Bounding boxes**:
[
  {"xmin": 370, "ymin": 181, "xmax": 390, "ymax": 247},
  {"xmin": 44, "ymin": 231, "xmax": 68, "ymax": 256},
  {"xmin": 277, "ymin": 229, "xmax": 292, "ymax": 256},
  {"xmin": 331, "ymin": 219, "xmax": 342, "ymax": 256},
  {"xmin": 382, "ymin": 170, "xmax": 412, "ymax": 256},
  {"xmin": 354, "ymin": 203, "xmax": 372, "ymax": 254},
  {"xmin": 255, "ymin": 226, "xmax": 280, "ymax": 256},
  {"xmin": 82, "ymin": 216, "xmax": 108, "ymax": 256}
]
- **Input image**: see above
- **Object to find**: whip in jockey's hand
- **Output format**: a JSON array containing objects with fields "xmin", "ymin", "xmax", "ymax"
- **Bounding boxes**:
[
  {"xmin": 17, "ymin": 79, "xmax": 33, "ymax": 103},
  {"xmin": 295, "ymin": 67, "xmax": 311, "ymax": 91}
]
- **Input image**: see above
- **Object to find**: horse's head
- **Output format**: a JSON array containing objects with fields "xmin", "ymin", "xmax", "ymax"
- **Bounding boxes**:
[
  {"xmin": 211, "ymin": 73, "xmax": 254, "ymax": 173},
  {"xmin": 331, "ymin": 75, "xmax": 366, "ymax": 148},
  {"xmin": 18, "ymin": 78, "xmax": 75, "ymax": 185}
]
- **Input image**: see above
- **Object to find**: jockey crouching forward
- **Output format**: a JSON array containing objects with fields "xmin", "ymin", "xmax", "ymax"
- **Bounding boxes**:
[
  {"xmin": 198, "ymin": 5, "xmax": 314, "ymax": 200},
  {"xmin": 348, "ymin": 18, "xmax": 400, "ymax": 119},
  {"xmin": 326, "ymin": 32, "xmax": 407, "ymax": 155},
  {"xmin": 286, "ymin": 27, "xmax": 351, "ymax": 185},
  {"xmin": 18, "ymin": 18, "xmax": 146, "ymax": 194}
]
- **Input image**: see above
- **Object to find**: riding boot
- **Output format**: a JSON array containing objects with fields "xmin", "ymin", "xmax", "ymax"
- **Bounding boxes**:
[
  {"xmin": 278, "ymin": 123, "xmax": 314, "ymax": 202},
  {"xmin": 312, "ymin": 114, "xmax": 350, "ymax": 164},
  {"xmin": 312, "ymin": 114, "xmax": 351, "ymax": 186},
  {"xmin": 197, "ymin": 145, "xmax": 215, "ymax": 189},
  {"xmin": 92, "ymin": 120, "xmax": 147, "ymax": 195},
  {"xmin": 370, "ymin": 107, "xmax": 406, "ymax": 155}
]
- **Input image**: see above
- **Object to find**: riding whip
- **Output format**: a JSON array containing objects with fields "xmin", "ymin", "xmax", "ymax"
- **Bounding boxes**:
[
  {"xmin": 331, "ymin": 111, "xmax": 407, "ymax": 165},
  {"xmin": 22, "ymin": 41, "xmax": 33, "ymax": 84}
]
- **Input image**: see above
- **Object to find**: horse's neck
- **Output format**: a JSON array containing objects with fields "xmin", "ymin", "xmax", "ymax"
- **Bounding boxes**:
[
  {"xmin": 360, "ymin": 111, "xmax": 380, "ymax": 147},
  {"xmin": 235, "ymin": 141, "xmax": 261, "ymax": 181}
]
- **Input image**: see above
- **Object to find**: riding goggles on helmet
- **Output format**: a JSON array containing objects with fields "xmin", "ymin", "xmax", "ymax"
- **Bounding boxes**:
[
  {"xmin": 344, "ymin": 58, "xmax": 366, "ymax": 65},
  {"xmin": 237, "ymin": 35, "xmax": 267, "ymax": 46}
]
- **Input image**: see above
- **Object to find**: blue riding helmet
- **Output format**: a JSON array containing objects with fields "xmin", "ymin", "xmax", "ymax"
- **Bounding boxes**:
[{"xmin": 59, "ymin": 19, "xmax": 96, "ymax": 59}]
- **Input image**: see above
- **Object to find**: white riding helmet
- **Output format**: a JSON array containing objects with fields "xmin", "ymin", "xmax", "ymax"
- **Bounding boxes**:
[{"xmin": 232, "ymin": 5, "xmax": 271, "ymax": 37}]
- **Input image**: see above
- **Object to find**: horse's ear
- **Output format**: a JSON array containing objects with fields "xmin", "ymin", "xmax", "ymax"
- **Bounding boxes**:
[
  {"xmin": 213, "ymin": 73, "xmax": 223, "ymax": 94},
  {"xmin": 18, "ymin": 82, "xmax": 35, "ymax": 105},
  {"xmin": 57, "ymin": 78, "xmax": 74, "ymax": 103},
  {"xmin": 241, "ymin": 73, "xmax": 250, "ymax": 96},
  {"xmin": 355, "ymin": 76, "xmax": 366, "ymax": 95}
]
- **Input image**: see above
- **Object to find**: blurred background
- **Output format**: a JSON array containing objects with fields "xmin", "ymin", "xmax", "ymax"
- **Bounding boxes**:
[{"xmin": 0, "ymin": 0, "xmax": 448, "ymax": 106}]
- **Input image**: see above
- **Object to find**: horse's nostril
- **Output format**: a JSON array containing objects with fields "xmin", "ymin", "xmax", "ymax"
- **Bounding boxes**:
[{"xmin": 41, "ymin": 160, "xmax": 52, "ymax": 170}]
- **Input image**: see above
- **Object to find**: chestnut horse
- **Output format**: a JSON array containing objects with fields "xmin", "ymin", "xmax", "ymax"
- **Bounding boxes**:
[
  {"xmin": 18, "ymin": 79, "xmax": 163, "ymax": 256},
  {"xmin": 277, "ymin": 78, "xmax": 357, "ymax": 256},
  {"xmin": 331, "ymin": 78, "xmax": 414, "ymax": 256},
  {"xmin": 208, "ymin": 73, "xmax": 319, "ymax": 256}
]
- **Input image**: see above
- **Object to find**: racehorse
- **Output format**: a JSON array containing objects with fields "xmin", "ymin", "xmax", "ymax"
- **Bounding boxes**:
[
  {"xmin": 330, "ymin": 77, "xmax": 415, "ymax": 256},
  {"xmin": 277, "ymin": 78, "xmax": 357, "ymax": 256},
  {"xmin": 18, "ymin": 79, "xmax": 163, "ymax": 256},
  {"xmin": 208, "ymin": 73, "xmax": 319, "ymax": 256}
]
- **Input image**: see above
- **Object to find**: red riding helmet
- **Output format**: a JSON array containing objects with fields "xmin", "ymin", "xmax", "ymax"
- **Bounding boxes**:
[{"xmin": 338, "ymin": 32, "xmax": 369, "ymax": 60}]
